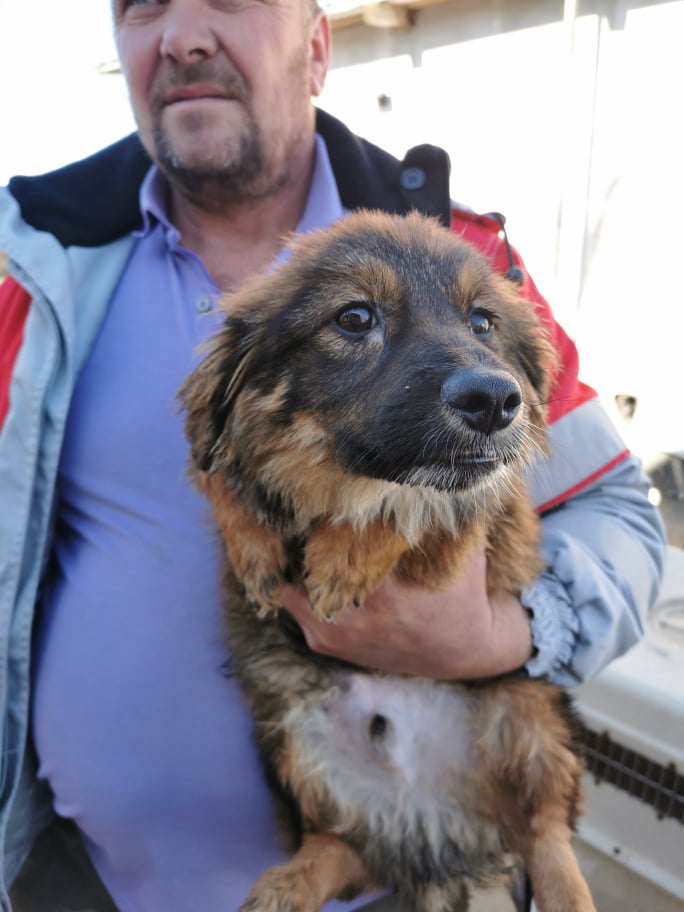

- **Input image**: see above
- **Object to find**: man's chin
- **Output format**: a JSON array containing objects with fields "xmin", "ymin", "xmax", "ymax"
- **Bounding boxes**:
[
  {"xmin": 156, "ymin": 104, "xmax": 247, "ymax": 166},
  {"xmin": 156, "ymin": 132, "xmax": 240, "ymax": 174},
  {"xmin": 153, "ymin": 135, "xmax": 270, "ymax": 209}
]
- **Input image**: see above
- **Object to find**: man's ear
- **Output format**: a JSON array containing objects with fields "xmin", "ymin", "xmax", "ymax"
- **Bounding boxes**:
[{"xmin": 309, "ymin": 9, "xmax": 331, "ymax": 98}]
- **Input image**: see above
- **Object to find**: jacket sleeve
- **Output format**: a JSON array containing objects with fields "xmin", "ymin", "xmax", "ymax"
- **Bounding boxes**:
[
  {"xmin": 452, "ymin": 208, "xmax": 667, "ymax": 687},
  {"xmin": 0, "ymin": 276, "xmax": 31, "ymax": 432},
  {"xmin": 523, "ymin": 451, "xmax": 665, "ymax": 686},
  {"xmin": 514, "ymin": 255, "xmax": 666, "ymax": 686}
]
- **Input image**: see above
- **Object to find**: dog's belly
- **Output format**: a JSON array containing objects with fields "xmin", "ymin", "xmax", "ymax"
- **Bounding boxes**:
[{"xmin": 283, "ymin": 672, "xmax": 507, "ymax": 883}]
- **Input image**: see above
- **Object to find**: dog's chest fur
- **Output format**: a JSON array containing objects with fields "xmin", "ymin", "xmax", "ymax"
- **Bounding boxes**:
[{"xmin": 283, "ymin": 675, "xmax": 500, "ymax": 862}]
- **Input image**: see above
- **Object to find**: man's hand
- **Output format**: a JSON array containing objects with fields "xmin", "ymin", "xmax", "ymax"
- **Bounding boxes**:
[{"xmin": 278, "ymin": 547, "xmax": 534, "ymax": 680}]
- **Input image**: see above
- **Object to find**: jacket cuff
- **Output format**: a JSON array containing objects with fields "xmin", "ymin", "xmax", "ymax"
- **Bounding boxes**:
[{"xmin": 521, "ymin": 572, "xmax": 580, "ymax": 680}]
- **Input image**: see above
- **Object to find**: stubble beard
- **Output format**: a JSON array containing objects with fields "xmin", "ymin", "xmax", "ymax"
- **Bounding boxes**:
[{"xmin": 152, "ymin": 116, "xmax": 281, "ymax": 211}]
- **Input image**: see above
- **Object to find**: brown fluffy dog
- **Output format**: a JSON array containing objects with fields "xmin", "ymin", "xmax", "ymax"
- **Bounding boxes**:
[{"xmin": 180, "ymin": 211, "xmax": 596, "ymax": 912}]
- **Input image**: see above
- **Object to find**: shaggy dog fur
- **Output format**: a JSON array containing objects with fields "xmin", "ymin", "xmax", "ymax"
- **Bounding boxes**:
[{"xmin": 180, "ymin": 211, "xmax": 597, "ymax": 912}]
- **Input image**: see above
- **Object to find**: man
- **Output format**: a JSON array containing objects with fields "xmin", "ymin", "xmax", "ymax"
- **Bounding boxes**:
[{"xmin": 0, "ymin": 0, "xmax": 665, "ymax": 910}]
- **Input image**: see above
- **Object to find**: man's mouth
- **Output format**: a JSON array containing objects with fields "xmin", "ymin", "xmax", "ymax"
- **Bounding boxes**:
[{"xmin": 163, "ymin": 85, "xmax": 233, "ymax": 105}]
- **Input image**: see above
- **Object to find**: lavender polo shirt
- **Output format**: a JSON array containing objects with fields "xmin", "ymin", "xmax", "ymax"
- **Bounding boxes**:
[{"xmin": 31, "ymin": 137, "xmax": 371, "ymax": 911}]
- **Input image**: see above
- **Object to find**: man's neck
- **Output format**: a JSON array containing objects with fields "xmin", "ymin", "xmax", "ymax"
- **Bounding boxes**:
[{"xmin": 168, "ymin": 147, "xmax": 316, "ymax": 293}]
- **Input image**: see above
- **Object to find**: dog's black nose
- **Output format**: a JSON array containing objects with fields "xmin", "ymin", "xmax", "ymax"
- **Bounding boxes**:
[{"xmin": 441, "ymin": 368, "xmax": 522, "ymax": 434}]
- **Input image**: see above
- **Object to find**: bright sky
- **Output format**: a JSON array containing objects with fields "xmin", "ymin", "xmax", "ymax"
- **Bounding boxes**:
[{"xmin": 0, "ymin": 1, "xmax": 136, "ymax": 184}]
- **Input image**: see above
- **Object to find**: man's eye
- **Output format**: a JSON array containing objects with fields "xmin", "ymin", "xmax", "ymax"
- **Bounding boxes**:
[
  {"xmin": 116, "ymin": 0, "xmax": 166, "ymax": 22},
  {"xmin": 334, "ymin": 304, "xmax": 377, "ymax": 335},
  {"xmin": 120, "ymin": 0, "xmax": 164, "ymax": 12}
]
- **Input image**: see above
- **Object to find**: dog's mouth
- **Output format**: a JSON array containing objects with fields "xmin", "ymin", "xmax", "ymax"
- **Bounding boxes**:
[
  {"xmin": 451, "ymin": 454, "xmax": 500, "ymax": 465},
  {"xmin": 340, "ymin": 440, "xmax": 514, "ymax": 493},
  {"xmin": 392, "ymin": 457, "xmax": 506, "ymax": 492}
]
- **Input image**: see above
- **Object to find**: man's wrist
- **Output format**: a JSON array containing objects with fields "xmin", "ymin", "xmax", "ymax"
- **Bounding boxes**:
[{"xmin": 486, "ymin": 591, "xmax": 535, "ymax": 676}]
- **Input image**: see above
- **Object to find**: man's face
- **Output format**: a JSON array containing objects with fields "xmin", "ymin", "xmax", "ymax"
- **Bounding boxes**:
[{"xmin": 112, "ymin": 0, "xmax": 329, "ymax": 206}]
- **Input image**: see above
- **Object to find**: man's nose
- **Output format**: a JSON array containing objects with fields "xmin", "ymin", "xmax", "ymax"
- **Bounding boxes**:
[{"xmin": 159, "ymin": 0, "xmax": 220, "ymax": 64}]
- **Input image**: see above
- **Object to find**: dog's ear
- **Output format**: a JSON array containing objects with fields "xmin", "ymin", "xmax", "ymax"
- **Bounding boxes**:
[
  {"xmin": 179, "ymin": 315, "xmax": 259, "ymax": 472},
  {"xmin": 517, "ymin": 328, "xmax": 553, "ymax": 400},
  {"xmin": 180, "ymin": 255, "xmax": 308, "ymax": 473},
  {"xmin": 513, "ymin": 313, "xmax": 559, "ymax": 425}
]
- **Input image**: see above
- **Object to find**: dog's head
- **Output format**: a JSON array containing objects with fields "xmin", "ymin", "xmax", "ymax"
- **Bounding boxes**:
[{"xmin": 181, "ymin": 211, "xmax": 555, "ymax": 504}]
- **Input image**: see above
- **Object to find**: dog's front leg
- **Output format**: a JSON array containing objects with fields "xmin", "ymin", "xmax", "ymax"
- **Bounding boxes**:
[
  {"xmin": 197, "ymin": 471, "xmax": 288, "ymax": 616},
  {"xmin": 303, "ymin": 519, "xmax": 410, "ymax": 620},
  {"xmin": 238, "ymin": 832, "xmax": 371, "ymax": 912}
]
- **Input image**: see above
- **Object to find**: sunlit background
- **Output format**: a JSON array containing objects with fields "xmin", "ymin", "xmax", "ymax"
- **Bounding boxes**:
[
  {"xmin": 3, "ymin": 0, "xmax": 683, "ymax": 469},
  {"xmin": 0, "ymin": 3, "xmax": 132, "ymax": 181}
]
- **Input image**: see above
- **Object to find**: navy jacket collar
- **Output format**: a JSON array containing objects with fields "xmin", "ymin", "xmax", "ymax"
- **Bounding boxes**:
[{"xmin": 8, "ymin": 108, "xmax": 451, "ymax": 248}]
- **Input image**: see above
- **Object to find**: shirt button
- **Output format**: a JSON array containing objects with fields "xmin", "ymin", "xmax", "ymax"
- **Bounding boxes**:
[{"xmin": 195, "ymin": 295, "xmax": 214, "ymax": 313}]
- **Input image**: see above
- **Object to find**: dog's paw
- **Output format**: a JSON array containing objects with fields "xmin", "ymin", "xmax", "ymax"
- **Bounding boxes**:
[
  {"xmin": 242, "ymin": 573, "xmax": 283, "ymax": 618},
  {"xmin": 305, "ymin": 576, "xmax": 361, "ymax": 622},
  {"xmin": 238, "ymin": 867, "xmax": 318, "ymax": 912},
  {"xmin": 230, "ymin": 533, "xmax": 289, "ymax": 616},
  {"xmin": 239, "ymin": 894, "xmax": 302, "ymax": 912},
  {"xmin": 238, "ymin": 555, "xmax": 288, "ymax": 617}
]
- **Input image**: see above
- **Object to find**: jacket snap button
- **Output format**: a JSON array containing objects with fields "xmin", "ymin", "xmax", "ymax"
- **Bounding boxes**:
[
  {"xmin": 505, "ymin": 266, "xmax": 526, "ymax": 285},
  {"xmin": 400, "ymin": 167, "xmax": 426, "ymax": 190}
]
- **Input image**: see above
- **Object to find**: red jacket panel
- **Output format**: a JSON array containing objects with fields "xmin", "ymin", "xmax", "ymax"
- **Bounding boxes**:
[
  {"xmin": 0, "ymin": 277, "xmax": 31, "ymax": 431},
  {"xmin": 451, "ymin": 206, "xmax": 596, "ymax": 425}
]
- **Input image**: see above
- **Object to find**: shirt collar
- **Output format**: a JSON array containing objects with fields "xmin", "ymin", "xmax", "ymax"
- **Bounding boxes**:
[
  {"xmin": 134, "ymin": 166, "xmax": 181, "ymax": 248},
  {"xmin": 134, "ymin": 133, "xmax": 345, "ymax": 255},
  {"xmin": 295, "ymin": 132, "xmax": 345, "ymax": 235}
]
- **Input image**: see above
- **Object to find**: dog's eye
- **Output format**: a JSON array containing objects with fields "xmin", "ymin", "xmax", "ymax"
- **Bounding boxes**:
[
  {"xmin": 335, "ymin": 304, "xmax": 377, "ymax": 335},
  {"xmin": 469, "ymin": 309, "xmax": 495, "ymax": 336}
]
